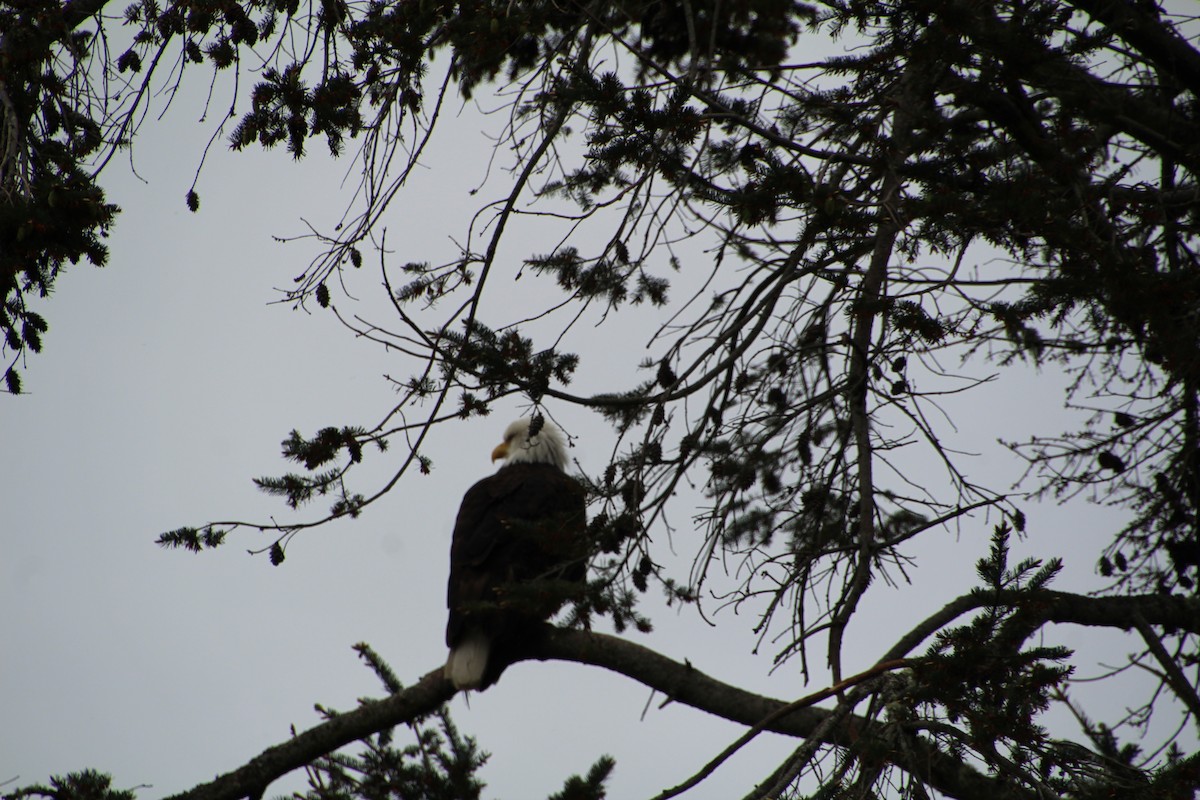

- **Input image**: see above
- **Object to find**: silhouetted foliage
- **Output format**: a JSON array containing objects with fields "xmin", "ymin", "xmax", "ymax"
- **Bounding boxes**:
[
  {"xmin": 295, "ymin": 645, "xmax": 489, "ymax": 800},
  {"xmin": 5, "ymin": 0, "xmax": 1199, "ymax": 797},
  {"xmin": 3, "ymin": 770, "xmax": 135, "ymax": 800}
]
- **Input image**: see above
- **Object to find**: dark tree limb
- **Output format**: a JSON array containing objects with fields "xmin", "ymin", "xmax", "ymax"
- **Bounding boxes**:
[
  {"xmin": 883, "ymin": 588, "xmax": 1200, "ymax": 662},
  {"xmin": 1066, "ymin": 0, "xmax": 1200, "ymax": 97},
  {"xmin": 1133, "ymin": 613, "xmax": 1200, "ymax": 726},
  {"xmin": 163, "ymin": 668, "xmax": 456, "ymax": 800},
  {"xmin": 62, "ymin": 0, "xmax": 112, "ymax": 31},
  {"xmin": 165, "ymin": 589, "xmax": 1200, "ymax": 800},
  {"xmin": 534, "ymin": 628, "xmax": 1036, "ymax": 800}
]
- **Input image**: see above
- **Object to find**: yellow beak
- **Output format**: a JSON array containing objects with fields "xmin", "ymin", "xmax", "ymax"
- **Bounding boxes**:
[{"xmin": 491, "ymin": 442, "xmax": 509, "ymax": 462}]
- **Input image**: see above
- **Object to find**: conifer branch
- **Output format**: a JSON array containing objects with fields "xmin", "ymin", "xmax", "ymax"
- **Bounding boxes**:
[
  {"xmin": 163, "ymin": 668, "xmax": 455, "ymax": 800},
  {"xmin": 164, "ymin": 585, "xmax": 1200, "ymax": 800}
]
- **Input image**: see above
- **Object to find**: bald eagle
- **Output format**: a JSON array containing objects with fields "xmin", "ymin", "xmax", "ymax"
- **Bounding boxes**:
[{"xmin": 444, "ymin": 417, "xmax": 588, "ymax": 691}]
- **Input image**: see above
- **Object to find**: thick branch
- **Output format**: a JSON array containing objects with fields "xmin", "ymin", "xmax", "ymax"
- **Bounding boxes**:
[
  {"xmin": 884, "ymin": 588, "xmax": 1200, "ymax": 662},
  {"xmin": 166, "ymin": 632, "xmax": 1014, "ymax": 800},
  {"xmin": 1030, "ymin": 589, "xmax": 1200, "ymax": 634},
  {"xmin": 165, "ymin": 589, "xmax": 1199, "ymax": 800},
  {"xmin": 962, "ymin": 1, "xmax": 1200, "ymax": 173},
  {"xmin": 164, "ymin": 668, "xmax": 455, "ymax": 800},
  {"xmin": 62, "ymin": 0, "xmax": 111, "ymax": 31},
  {"xmin": 535, "ymin": 629, "xmax": 1034, "ymax": 800},
  {"xmin": 1066, "ymin": 0, "xmax": 1200, "ymax": 97}
]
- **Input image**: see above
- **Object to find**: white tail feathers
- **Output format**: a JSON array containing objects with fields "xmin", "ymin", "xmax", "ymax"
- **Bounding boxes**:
[{"xmin": 445, "ymin": 631, "xmax": 490, "ymax": 690}]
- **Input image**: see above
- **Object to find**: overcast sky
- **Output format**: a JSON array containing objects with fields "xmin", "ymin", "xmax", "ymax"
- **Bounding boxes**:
[{"xmin": 2, "ymin": 18, "xmax": 1193, "ymax": 800}]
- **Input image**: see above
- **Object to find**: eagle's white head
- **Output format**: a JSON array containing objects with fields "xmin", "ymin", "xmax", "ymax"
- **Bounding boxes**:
[{"xmin": 491, "ymin": 417, "xmax": 569, "ymax": 471}]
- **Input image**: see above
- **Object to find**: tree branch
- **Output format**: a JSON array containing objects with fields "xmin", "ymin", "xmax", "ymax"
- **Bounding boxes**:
[
  {"xmin": 62, "ymin": 0, "xmax": 112, "ymax": 32},
  {"xmin": 963, "ymin": 1, "xmax": 1200, "ymax": 172},
  {"xmin": 535, "ymin": 628, "xmax": 1034, "ymax": 800},
  {"xmin": 165, "ymin": 589, "xmax": 1200, "ymax": 800},
  {"xmin": 1066, "ymin": 0, "xmax": 1200, "ymax": 97},
  {"xmin": 163, "ymin": 668, "xmax": 455, "ymax": 800},
  {"xmin": 884, "ymin": 588, "xmax": 1200, "ymax": 663},
  {"xmin": 1132, "ymin": 613, "xmax": 1200, "ymax": 726}
]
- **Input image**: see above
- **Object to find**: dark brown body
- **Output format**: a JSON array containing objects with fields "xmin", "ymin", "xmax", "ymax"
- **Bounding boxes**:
[{"xmin": 446, "ymin": 462, "xmax": 588, "ymax": 689}]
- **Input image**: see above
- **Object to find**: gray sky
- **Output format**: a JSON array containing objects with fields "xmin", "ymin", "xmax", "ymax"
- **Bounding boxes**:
[{"xmin": 2, "ymin": 26, "xmax": 1192, "ymax": 800}]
